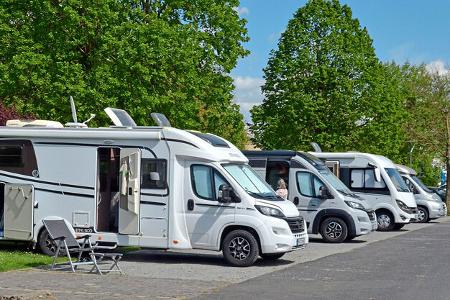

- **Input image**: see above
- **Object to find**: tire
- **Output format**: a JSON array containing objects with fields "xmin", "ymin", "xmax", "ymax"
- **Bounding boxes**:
[
  {"xmin": 222, "ymin": 230, "xmax": 259, "ymax": 267},
  {"xmin": 376, "ymin": 210, "xmax": 395, "ymax": 231},
  {"xmin": 416, "ymin": 206, "xmax": 429, "ymax": 223},
  {"xmin": 319, "ymin": 217, "xmax": 348, "ymax": 243},
  {"xmin": 260, "ymin": 253, "xmax": 285, "ymax": 260},
  {"xmin": 345, "ymin": 235, "xmax": 356, "ymax": 241},
  {"xmin": 37, "ymin": 228, "xmax": 58, "ymax": 256},
  {"xmin": 393, "ymin": 223, "xmax": 405, "ymax": 230}
]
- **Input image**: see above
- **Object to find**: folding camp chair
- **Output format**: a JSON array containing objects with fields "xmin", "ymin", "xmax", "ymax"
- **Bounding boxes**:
[{"xmin": 42, "ymin": 219, "xmax": 123, "ymax": 275}]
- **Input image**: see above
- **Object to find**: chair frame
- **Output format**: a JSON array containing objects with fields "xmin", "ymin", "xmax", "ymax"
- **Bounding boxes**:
[{"xmin": 43, "ymin": 220, "xmax": 123, "ymax": 275}]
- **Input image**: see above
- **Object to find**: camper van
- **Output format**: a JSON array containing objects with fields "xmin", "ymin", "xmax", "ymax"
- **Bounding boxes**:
[
  {"xmin": 396, "ymin": 164, "xmax": 447, "ymax": 222},
  {"xmin": 0, "ymin": 108, "xmax": 307, "ymax": 267},
  {"xmin": 243, "ymin": 151, "xmax": 377, "ymax": 243},
  {"xmin": 312, "ymin": 152, "xmax": 418, "ymax": 231}
]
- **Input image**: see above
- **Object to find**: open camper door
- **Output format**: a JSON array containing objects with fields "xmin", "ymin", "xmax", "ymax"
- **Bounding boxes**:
[
  {"xmin": 4, "ymin": 184, "xmax": 34, "ymax": 240},
  {"xmin": 119, "ymin": 148, "xmax": 141, "ymax": 235}
]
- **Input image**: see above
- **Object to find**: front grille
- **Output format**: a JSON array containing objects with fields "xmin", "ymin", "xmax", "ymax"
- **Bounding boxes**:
[
  {"xmin": 367, "ymin": 210, "xmax": 375, "ymax": 221},
  {"xmin": 284, "ymin": 217, "xmax": 304, "ymax": 233}
]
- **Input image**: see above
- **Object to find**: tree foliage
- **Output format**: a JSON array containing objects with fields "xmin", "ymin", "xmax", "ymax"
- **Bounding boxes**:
[
  {"xmin": 0, "ymin": 0, "xmax": 248, "ymax": 147},
  {"xmin": 398, "ymin": 63, "xmax": 450, "ymax": 185},
  {"xmin": 251, "ymin": 0, "xmax": 406, "ymax": 158}
]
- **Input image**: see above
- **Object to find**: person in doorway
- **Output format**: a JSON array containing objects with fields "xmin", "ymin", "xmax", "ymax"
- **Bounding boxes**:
[{"xmin": 276, "ymin": 178, "xmax": 288, "ymax": 200}]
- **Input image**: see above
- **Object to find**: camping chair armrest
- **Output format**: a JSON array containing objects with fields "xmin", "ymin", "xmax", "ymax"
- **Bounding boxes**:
[
  {"xmin": 93, "ymin": 244, "xmax": 118, "ymax": 250},
  {"xmin": 92, "ymin": 241, "xmax": 118, "ymax": 250},
  {"xmin": 70, "ymin": 247, "xmax": 96, "ymax": 252}
]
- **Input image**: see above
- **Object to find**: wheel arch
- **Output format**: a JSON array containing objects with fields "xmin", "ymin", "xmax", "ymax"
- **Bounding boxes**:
[
  {"xmin": 219, "ymin": 225, "xmax": 262, "ymax": 253},
  {"xmin": 311, "ymin": 209, "xmax": 356, "ymax": 236}
]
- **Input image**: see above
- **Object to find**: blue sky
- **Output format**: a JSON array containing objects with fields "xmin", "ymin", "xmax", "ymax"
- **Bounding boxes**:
[{"xmin": 233, "ymin": 0, "xmax": 450, "ymax": 121}]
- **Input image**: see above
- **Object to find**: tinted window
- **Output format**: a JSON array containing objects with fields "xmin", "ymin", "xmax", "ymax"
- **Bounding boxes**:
[
  {"xmin": 141, "ymin": 159, "xmax": 167, "ymax": 189},
  {"xmin": 0, "ymin": 140, "xmax": 37, "ymax": 176},
  {"xmin": 0, "ymin": 145, "xmax": 23, "ymax": 167}
]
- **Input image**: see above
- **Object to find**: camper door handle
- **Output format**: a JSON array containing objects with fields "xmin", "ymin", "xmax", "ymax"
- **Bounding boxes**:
[
  {"xmin": 128, "ymin": 187, "xmax": 133, "ymax": 195},
  {"xmin": 293, "ymin": 197, "xmax": 299, "ymax": 205},
  {"xmin": 187, "ymin": 199, "xmax": 195, "ymax": 211}
]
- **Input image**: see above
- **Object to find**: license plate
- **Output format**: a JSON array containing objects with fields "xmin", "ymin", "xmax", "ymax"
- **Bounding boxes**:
[{"xmin": 296, "ymin": 238, "xmax": 305, "ymax": 247}]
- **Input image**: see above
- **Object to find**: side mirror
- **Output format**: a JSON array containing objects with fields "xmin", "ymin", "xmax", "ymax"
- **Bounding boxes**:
[
  {"xmin": 374, "ymin": 168, "xmax": 381, "ymax": 182},
  {"xmin": 318, "ymin": 186, "xmax": 333, "ymax": 199},
  {"xmin": 150, "ymin": 172, "xmax": 160, "ymax": 181},
  {"xmin": 217, "ymin": 184, "xmax": 239, "ymax": 203}
]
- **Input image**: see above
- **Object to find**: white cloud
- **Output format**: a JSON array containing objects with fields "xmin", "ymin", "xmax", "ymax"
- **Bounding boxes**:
[
  {"xmin": 233, "ymin": 6, "xmax": 249, "ymax": 16},
  {"xmin": 232, "ymin": 76, "xmax": 265, "ymax": 122},
  {"xmin": 426, "ymin": 60, "xmax": 449, "ymax": 76}
]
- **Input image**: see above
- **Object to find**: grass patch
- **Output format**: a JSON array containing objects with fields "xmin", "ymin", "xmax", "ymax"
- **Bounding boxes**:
[
  {"xmin": 117, "ymin": 246, "xmax": 141, "ymax": 254},
  {"xmin": 0, "ymin": 242, "xmax": 60, "ymax": 272}
]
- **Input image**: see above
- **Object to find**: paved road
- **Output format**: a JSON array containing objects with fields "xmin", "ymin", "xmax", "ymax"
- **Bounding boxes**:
[
  {"xmin": 0, "ymin": 219, "xmax": 447, "ymax": 299},
  {"xmin": 199, "ymin": 220, "xmax": 450, "ymax": 300}
]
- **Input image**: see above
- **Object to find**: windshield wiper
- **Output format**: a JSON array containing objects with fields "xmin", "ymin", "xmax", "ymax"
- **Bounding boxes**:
[{"xmin": 246, "ymin": 190, "xmax": 278, "ymax": 200}]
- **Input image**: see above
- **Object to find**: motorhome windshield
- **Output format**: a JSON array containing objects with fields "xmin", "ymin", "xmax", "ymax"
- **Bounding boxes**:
[
  {"xmin": 411, "ymin": 175, "xmax": 433, "ymax": 193},
  {"xmin": 385, "ymin": 168, "xmax": 410, "ymax": 192},
  {"xmin": 318, "ymin": 168, "xmax": 355, "ymax": 197},
  {"xmin": 223, "ymin": 164, "xmax": 281, "ymax": 201}
]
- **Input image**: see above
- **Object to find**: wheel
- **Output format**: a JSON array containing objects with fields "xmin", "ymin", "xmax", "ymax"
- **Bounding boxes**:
[
  {"xmin": 222, "ymin": 230, "xmax": 259, "ymax": 267},
  {"xmin": 37, "ymin": 228, "xmax": 57, "ymax": 256},
  {"xmin": 376, "ymin": 210, "xmax": 395, "ymax": 231},
  {"xmin": 393, "ymin": 223, "xmax": 405, "ymax": 230},
  {"xmin": 416, "ymin": 206, "xmax": 429, "ymax": 223},
  {"xmin": 260, "ymin": 253, "xmax": 285, "ymax": 260},
  {"xmin": 319, "ymin": 217, "xmax": 348, "ymax": 243}
]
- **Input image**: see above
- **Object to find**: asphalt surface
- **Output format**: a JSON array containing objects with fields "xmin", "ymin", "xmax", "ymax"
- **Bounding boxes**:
[
  {"xmin": 199, "ymin": 220, "xmax": 450, "ymax": 300},
  {"xmin": 0, "ymin": 219, "xmax": 448, "ymax": 299}
]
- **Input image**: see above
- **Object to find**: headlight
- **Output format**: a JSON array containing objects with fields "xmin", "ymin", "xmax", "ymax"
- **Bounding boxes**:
[
  {"xmin": 396, "ymin": 200, "xmax": 412, "ymax": 213},
  {"xmin": 344, "ymin": 200, "xmax": 365, "ymax": 211},
  {"xmin": 255, "ymin": 205, "xmax": 285, "ymax": 218}
]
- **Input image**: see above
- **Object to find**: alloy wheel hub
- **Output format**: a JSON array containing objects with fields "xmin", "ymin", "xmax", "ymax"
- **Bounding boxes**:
[
  {"xmin": 325, "ymin": 221, "xmax": 343, "ymax": 239},
  {"xmin": 229, "ymin": 237, "xmax": 251, "ymax": 260}
]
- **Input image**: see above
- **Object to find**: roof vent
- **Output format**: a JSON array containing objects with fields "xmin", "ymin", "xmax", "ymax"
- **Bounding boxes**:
[
  {"xmin": 104, "ymin": 107, "xmax": 137, "ymax": 127},
  {"xmin": 150, "ymin": 113, "xmax": 171, "ymax": 127},
  {"xmin": 6, "ymin": 120, "xmax": 64, "ymax": 128}
]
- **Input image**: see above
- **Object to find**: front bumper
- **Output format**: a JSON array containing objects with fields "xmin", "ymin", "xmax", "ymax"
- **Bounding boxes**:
[
  {"xmin": 429, "ymin": 202, "xmax": 447, "ymax": 219},
  {"xmin": 355, "ymin": 210, "xmax": 376, "ymax": 236},
  {"xmin": 259, "ymin": 216, "xmax": 308, "ymax": 254}
]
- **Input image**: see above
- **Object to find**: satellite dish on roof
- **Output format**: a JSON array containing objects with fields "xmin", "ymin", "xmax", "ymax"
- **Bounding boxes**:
[
  {"xmin": 104, "ymin": 107, "xmax": 137, "ymax": 127},
  {"xmin": 65, "ymin": 96, "xmax": 95, "ymax": 128}
]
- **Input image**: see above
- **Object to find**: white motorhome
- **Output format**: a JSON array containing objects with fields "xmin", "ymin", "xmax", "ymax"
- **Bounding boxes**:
[
  {"xmin": 396, "ymin": 164, "xmax": 447, "ymax": 222},
  {"xmin": 0, "ymin": 109, "xmax": 307, "ymax": 267},
  {"xmin": 312, "ymin": 152, "xmax": 418, "ymax": 231},
  {"xmin": 243, "ymin": 151, "xmax": 377, "ymax": 243}
]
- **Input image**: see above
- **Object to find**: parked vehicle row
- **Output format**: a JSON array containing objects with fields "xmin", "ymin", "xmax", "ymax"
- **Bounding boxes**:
[
  {"xmin": 0, "ymin": 108, "xmax": 308, "ymax": 267},
  {"xmin": 0, "ymin": 106, "xmax": 445, "ymax": 267}
]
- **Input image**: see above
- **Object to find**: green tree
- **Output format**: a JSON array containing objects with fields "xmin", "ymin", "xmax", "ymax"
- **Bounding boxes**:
[
  {"xmin": 0, "ymin": 0, "xmax": 248, "ymax": 147},
  {"xmin": 251, "ymin": 0, "xmax": 406, "ymax": 158},
  {"xmin": 398, "ymin": 63, "xmax": 449, "ymax": 187}
]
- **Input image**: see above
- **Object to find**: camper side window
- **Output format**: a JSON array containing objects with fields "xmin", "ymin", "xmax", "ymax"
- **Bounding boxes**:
[
  {"xmin": 141, "ymin": 159, "xmax": 167, "ymax": 189},
  {"xmin": 0, "ymin": 140, "xmax": 37, "ymax": 176},
  {"xmin": 191, "ymin": 165, "xmax": 229, "ymax": 201},
  {"xmin": 350, "ymin": 169, "xmax": 387, "ymax": 190}
]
